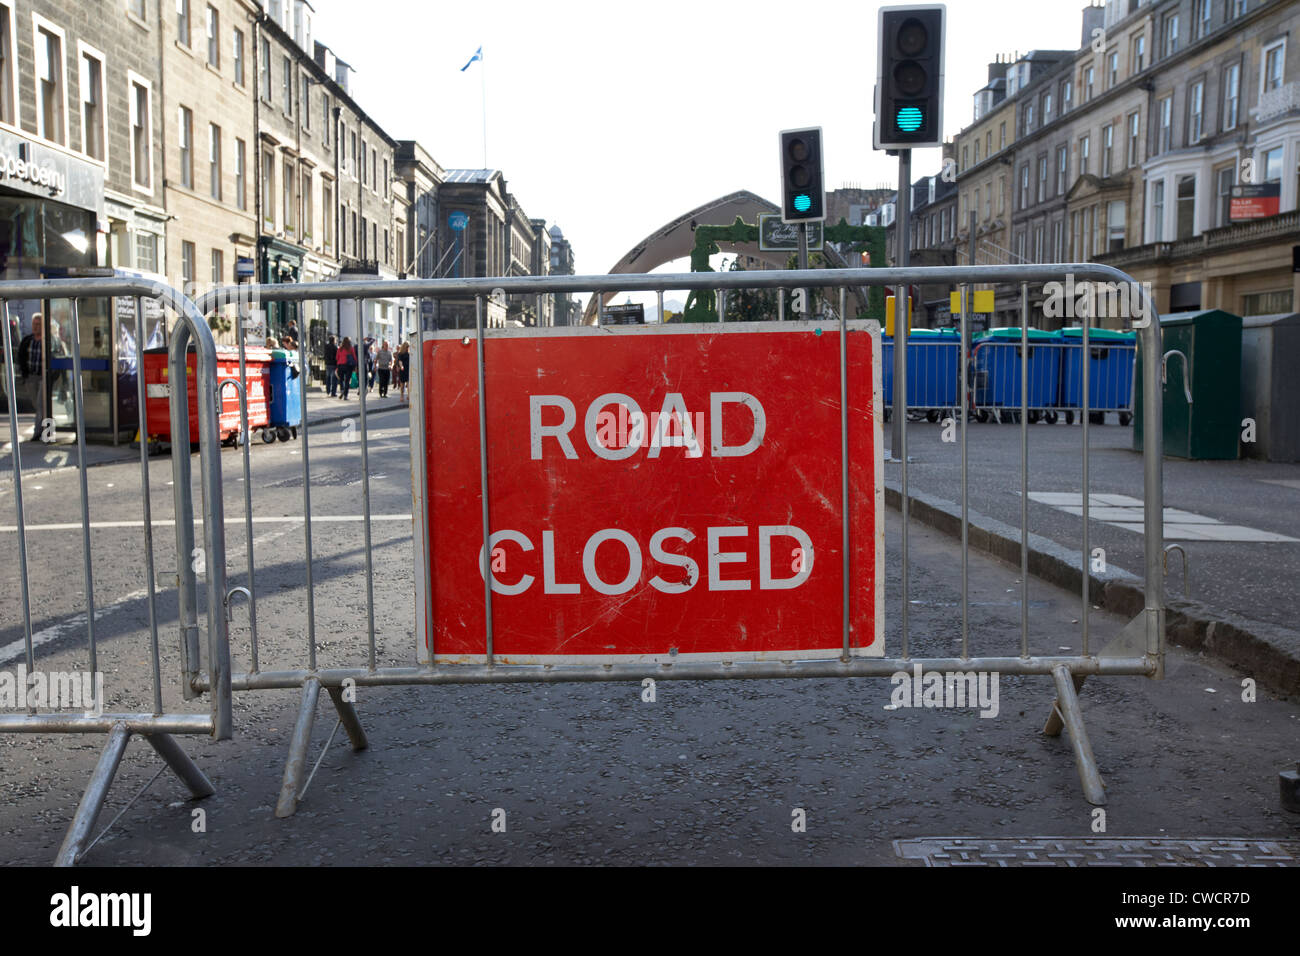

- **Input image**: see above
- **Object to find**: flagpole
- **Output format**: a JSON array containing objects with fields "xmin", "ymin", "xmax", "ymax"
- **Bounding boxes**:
[{"xmin": 480, "ymin": 48, "xmax": 487, "ymax": 169}]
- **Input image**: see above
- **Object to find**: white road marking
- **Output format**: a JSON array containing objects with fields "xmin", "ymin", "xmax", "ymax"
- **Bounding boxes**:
[
  {"xmin": 0, "ymin": 588, "xmax": 150, "ymax": 665},
  {"xmin": 1029, "ymin": 492, "xmax": 1298, "ymax": 543},
  {"xmin": 1260, "ymin": 479, "xmax": 1300, "ymax": 492},
  {"xmin": 0, "ymin": 514, "xmax": 412, "ymax": 532}
]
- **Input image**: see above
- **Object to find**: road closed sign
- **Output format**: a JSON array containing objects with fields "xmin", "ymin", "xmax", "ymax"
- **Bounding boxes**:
[{"xmin": 412, "ymin": 321, "xmax": 884, "ymax": 664}]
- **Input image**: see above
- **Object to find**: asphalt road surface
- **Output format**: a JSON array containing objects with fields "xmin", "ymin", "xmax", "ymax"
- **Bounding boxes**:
[{"xmin": 1, "ymin": 409, "xmax": 1298, "ymax": 864}]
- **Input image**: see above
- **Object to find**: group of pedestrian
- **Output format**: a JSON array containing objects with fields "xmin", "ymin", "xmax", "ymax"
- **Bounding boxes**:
[{"xmin": 322, "ymin": 334, "xmax": 409, "ymax": 403}]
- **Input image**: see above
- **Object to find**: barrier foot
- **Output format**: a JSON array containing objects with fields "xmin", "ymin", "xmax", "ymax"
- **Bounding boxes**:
[
  {"xmin": 143, "ymin": 732, "xmax": 216, "ymax": 799},
  {"xmin": 1042, "ymin": 670, "xmax": 1086, "ymax": 737},
  {"xmin": 327, "ymin": 685, "xmax": 369, "ymax": 752},
  {"xmin": 55, "ymin": 724, "xmax": 132, "ymax": 866},
  {"xmin": 1045, "ymin": 665, "xmax": 1107, "ymax": 806},
  {"xmin": 275, "ymin": 677, "xmax": 321, "ymax": 818}
]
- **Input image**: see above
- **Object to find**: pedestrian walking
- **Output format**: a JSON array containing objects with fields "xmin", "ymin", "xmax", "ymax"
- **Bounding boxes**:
[
  {"xmin": 364, "ymin": 337, "xmax": 376, "ymax": 391},
  {"xmin": 337, "ymin": 336, "xmax": 357, "ymax": 400},
  {"xmin": 396, "ymin": 342, "xmax": 411, "ymax": 404},
  {"xmin": 324, "ymin": 334, "xmax": 338, "ymax": 396},
  {"xmin": 376, "ymin": 340, "xmax": 393, "ymax": 398},
  {"xmin": 16, "ymin": 315, "xmax": 44, "ymax": 440}
]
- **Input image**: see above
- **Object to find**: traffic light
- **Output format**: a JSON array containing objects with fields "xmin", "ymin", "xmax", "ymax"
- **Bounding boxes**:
[
  {"xmin": 874, "ymin": 5, "xmax": 946, "ymax": 150},
  {"xmin": 779, "ymin": 127, "xmax": 825, "ymax": 223}
]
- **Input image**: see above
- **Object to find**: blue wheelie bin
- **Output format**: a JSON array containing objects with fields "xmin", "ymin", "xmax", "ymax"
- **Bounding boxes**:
[
  {"xmin": 1057, "ymin": 327, "xmax": 1137, "ymax": 425},
  {"xmin": 881, "ymin": 328, "xmax": 961, "ymax": 420},
  {"xmin": 971, "ymin": 327, "xmax": 1063, "ymax": 421},
  {"xmin": 265, "ymin": 348, "xmax": 302, "ymax": 442}
]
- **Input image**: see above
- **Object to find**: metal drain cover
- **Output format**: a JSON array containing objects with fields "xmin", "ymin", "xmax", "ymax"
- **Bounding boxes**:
[{"xmin": 894, "ymin": 837, "xmax": 1300, "ymax": 867}]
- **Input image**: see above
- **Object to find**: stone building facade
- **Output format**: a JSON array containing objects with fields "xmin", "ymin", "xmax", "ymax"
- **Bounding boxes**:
[
  {"xmin": 915, "ymin": 0, "xmax": 1300, "ymax": 328},
  {"xmin": 436, "ymin": 168, "xmax": 510, "ymax": 329},
  {"xmin": 547, "ymin": 223, "xmax": 576, "ymax": 325},
  {"xmin": 161, "ymin": 0, "xmax": 259, "ymax": 334},
  {"xmin": 0, "ymin": 0, "xmax": 170, "ymax": 290},
  {"xmin": 1098, "ymin": 0, "xmax": 1300, "ymax": 318}
]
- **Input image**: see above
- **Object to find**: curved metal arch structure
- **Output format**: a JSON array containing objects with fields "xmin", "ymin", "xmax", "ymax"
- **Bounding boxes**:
[{"xmin": 582, "ymin": 190, "xmax": 856, "ymax": 325}]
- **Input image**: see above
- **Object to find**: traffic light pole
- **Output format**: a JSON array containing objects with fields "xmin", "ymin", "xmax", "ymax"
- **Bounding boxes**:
[
  {"xmin": 797, "ymin": 223, "xmax": 809, "ymax": 315},
  {"xmin": 890, "ymin": 148, "xmax": 911, "ymax": 458}
]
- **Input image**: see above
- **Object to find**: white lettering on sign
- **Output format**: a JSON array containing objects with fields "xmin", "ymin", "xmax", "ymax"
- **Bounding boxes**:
[
  {"xmin": 478, "ymin": 530, "xmax": 534, "ymax": 595},
  {"xmin": 529, "ymin": 392, "xmax": 766, "ymax": 460},
  {"xmin": 583, "ymin": 529, "xmax": 643, "ymax": 595},
  {"xmin": 708, "ymin": 527, "xmax": 750, "ymax": 592},
  {"xmin": 477, "ymin": 526, "xmax": 813, "ymax": 595},
  {"xmin": 0, "ymin": 151, "xmax": 67, "ymax": 196}
]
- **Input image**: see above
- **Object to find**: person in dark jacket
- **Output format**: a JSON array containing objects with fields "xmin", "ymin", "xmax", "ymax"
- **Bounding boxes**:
[
  {"xmin": 363, "ymin": 336, "xmax": 375, "ymax": 391},
  {"xmin": 396, "ymin": 341, "xmax": 411, "ymax": 403},
  {"xmin": 324, "ymin": 335, "xmax": 338, "ymax": 396}
]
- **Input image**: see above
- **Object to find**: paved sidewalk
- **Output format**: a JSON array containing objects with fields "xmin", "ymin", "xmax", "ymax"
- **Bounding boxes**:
[
  {"xmin": 884, "ymin": 421, "xmax": 1300, "ymax": 694},
  {"xmin": 0, "ymin": 384, "xmax": 408, "ymax": 482}
]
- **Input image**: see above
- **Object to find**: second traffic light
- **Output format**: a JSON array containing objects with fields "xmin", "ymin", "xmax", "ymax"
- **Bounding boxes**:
[
  {"xmin": 779, "ymin": 127, "xmax": 825, "ymax": 224},
  {"xmin": 874, "ymin": 4, "xmax": 945, "ymax": 150}
]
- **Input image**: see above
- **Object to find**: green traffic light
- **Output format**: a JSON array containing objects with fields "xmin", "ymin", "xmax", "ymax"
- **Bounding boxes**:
[
  {"xmin": 794, "ymin": 194, "xmax": 812, "ymax": 213},
  {"xmin": 896, "ymin": 106, "xmax": 924, "ymax": 133}
]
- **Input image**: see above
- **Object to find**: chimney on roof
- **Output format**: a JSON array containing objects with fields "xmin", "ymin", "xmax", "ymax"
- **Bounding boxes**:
[{"xmin": 1081, "ymin": 4, "xmax": 1105, "ymax": 49}]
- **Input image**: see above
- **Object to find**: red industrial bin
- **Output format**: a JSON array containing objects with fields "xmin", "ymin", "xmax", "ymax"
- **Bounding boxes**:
[{"xmin": 142, "ymin": 346, "xmax": 272, "ymax": 447}]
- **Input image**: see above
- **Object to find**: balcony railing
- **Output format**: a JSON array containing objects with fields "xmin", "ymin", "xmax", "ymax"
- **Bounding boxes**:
[
  {"xmin": 1203, "ymin": 210, "xmax": 1300, "ymax": 248},
  {"xmin": 1096, "ymin": 210, "xmax": 1300, "ymax": 267}
]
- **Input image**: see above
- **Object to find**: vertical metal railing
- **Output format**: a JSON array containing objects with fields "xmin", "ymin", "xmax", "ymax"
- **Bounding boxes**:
[
  {"xmin": 134, "ymin": 297, "xmax": 163, "ymax": 715},
  {"xmin": 899, "ymin": 301, "xmax": 911, "ymax": 661},
  {"xmin": 298, "ymin": 322, "xmax": 318, "ymax": 673},
  {"xmin": 411, "ymin": 322, "xmax": 434, "ymax": 665},
  {"xmin": 233, "ymin": 298, "xmax": 260, "ymax": 671},
  {"xmin": 475, "ymin": 294, "xmax": 495, "ymax": 665},
  {"xmin": 1019, "ymin": 283, "xmax": 1030, "ymax": 660},
  {"xmin": 0, "ymin": 300, "xmax": 35, "ymax": 684},
  {"xmin": 355, "ymin": 299, "xmax": 377, "ymax": 672},
  {"xmin": 838, "ymin": 287, "xmax": 850, "ymax": 659},
  {"xmin": 67, "ymin": 300, "xmax": 99, "ymax": 691},
  {"xmin": 1081, "ymin": 294, "xmax": 1092, "ymax": 656},
  {"xmin": 959, "ymin": 286, "xmax": 970, "ymax": 660}
]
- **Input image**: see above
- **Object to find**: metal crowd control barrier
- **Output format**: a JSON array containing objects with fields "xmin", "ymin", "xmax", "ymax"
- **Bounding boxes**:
[
  {"xmin": 191, "ymin": 263, "xmax": 1164, "ymax": 820},
  {"xmin": 0, "ymin": 277, "xmax": 231, "ymax": 865}
]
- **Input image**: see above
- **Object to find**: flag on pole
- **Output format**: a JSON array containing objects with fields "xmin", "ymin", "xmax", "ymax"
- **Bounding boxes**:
[{"xmin": 460, "ymin": 46, "xmax": 483, "ymax": 71}]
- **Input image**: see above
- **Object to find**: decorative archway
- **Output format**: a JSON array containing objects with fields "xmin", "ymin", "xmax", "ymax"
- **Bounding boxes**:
[{"xmin": 581, "ymin": 190, "xmax": 861, "ymax": 325}]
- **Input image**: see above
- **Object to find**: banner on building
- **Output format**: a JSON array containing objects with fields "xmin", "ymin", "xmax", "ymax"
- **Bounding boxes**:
[{"xmin": 1230, "ymin": 184, "xmax": 1280, "ymax": 221}]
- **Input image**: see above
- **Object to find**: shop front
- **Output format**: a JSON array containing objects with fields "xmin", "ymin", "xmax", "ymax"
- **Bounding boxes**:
[
  {"xmin": 0, "ymin": 128, "xmax": 117, "ymax": 436},
  {"xmin": 259, "ymin": 237, "xmax": 304, "ymax": 341}
]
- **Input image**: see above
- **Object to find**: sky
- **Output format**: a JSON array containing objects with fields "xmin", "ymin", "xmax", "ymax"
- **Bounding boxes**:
[{"xmin": 311, "ymin": 0, "xmax": 1089, "ymax": 305}]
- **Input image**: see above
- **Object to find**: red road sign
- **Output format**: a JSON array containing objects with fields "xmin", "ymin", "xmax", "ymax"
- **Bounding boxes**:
[{"xmin": 413, "ymin": 321, "xmax": 884, "ymax": 664}]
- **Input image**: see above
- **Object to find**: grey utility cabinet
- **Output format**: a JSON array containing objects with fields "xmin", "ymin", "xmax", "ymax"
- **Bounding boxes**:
[{"xmin": 1241, "ymin": 312, "xmax": 1300, "ymax": 462}]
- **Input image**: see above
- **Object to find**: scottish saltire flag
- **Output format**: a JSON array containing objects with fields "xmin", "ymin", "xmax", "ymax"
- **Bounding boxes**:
[{"xmin": 460, "ymin": 46, "xmax": 482, "ymax": 71}]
